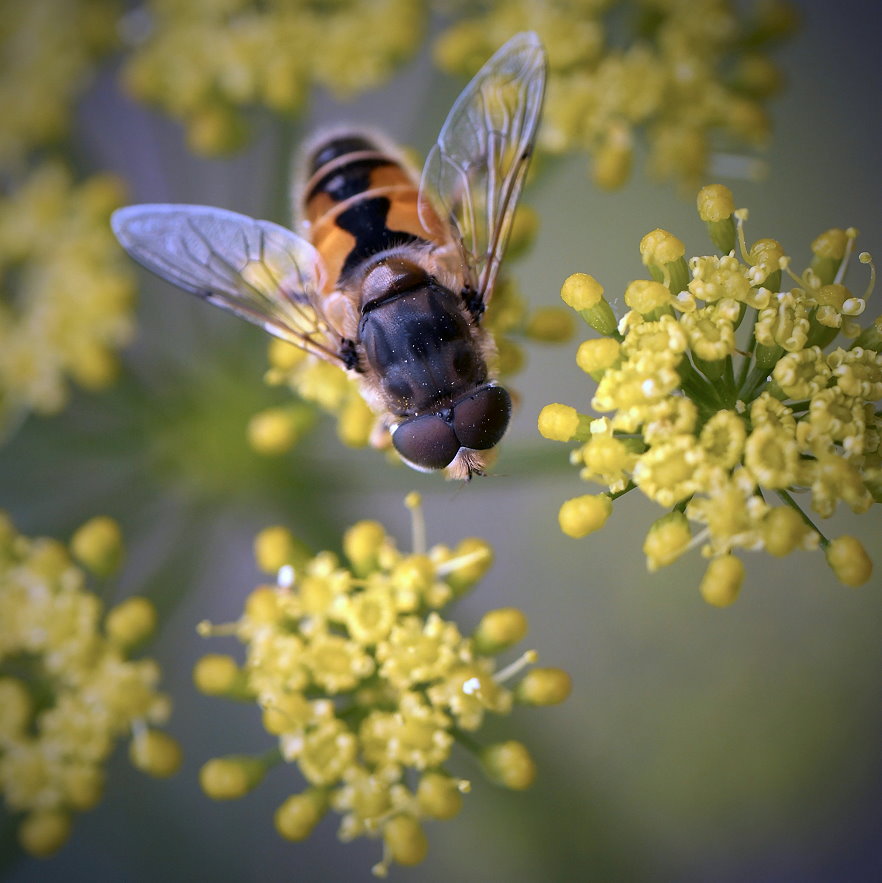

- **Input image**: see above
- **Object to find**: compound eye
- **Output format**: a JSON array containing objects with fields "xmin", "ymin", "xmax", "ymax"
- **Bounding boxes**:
[
  {"xmin": 392, "ymin": 415, "xmax": 460, "ymax": 471},
  {"xmin": 452, "ymin": 386, "xmax": 512, "ymax": 450}
]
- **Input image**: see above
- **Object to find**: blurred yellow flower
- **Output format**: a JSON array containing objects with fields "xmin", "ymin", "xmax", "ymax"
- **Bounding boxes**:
[
  {"xmin": 0, "ymin": 163, "xmax": 136, "ymax": 433},
  {"xmin": 0, "ymin": 0, "xmax": 120, "ymax": 167},
  {"xmin": 541, "ymin": 184, "xmax": 879, "ymax": 598},
  {"xmin": 0, "ymin": 513, "xmax": 180, "ymax": 857},
  {"xmin": 434, "ymin": 0, "xmax": 796, "ymax": 190},
  {"xmin": 195, "ymin": 494, "xmax": 570, "ymax": 875},
  {"xmin": 121, "ymin": 0, "xmax": 428, "ymax": 155}
]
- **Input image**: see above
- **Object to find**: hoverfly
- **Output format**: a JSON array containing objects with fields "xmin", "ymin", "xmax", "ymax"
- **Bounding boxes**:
[{"xmin": 112, "ymin": 32, "xmax": 546, "ymax": 479}]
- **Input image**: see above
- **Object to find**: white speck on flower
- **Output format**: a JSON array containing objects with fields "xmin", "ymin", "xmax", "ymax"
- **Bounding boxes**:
[{"xmin": 462, "ymin": 677, "xmax": 482, "ymax": 696}]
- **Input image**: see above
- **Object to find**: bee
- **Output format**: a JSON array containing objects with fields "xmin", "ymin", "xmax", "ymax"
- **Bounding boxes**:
[{"xmin": 112, "ymin": 32, "xmax": 546, "ymax": 479}]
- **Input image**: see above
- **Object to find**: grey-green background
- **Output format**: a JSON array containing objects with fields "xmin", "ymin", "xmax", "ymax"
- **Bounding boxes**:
[{"xmin": 2, "ymin": 1, "xmax": 881, "ymax": 880}]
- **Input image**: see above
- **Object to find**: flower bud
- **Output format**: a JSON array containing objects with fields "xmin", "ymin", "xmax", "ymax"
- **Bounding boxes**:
[
  {"xmin": 130, "ymin": 729, "xmax": 183, "ymax": 779},
  {"xmin": 445, "ymin": 538, "xmax": 493, "ymax": 594},
  {"xmin": 538, "ymin": 403, "xmax": 584, "ymax": 442},
  {"xmin": 515, "ymin": 667, "xmax": 572, "ymax": 705},
  {"xmin": 561, "ymin": 274, "xmax": 619, "ymax": 336},
  {"xmin": 640, "ymin": 228, "xmax": 686, "ymax": 267},
  {"xmin": 343, "ymin": 519, "xmax": 387, "ymax": 575},
  {"xmin": 561, "ymin": 272, "xmax": 603, "ymax": 310},
  {"xmin": 254, "ymin": 526, "xmax": 311, "ymax": 574},
  {"xmin": 70, "ymin": 516, "xmax": 124, "ymax": 577},
  {"xmin": 643, "ymin": 511, "xmax": 692, "ymax": 571},
  {"xmin": 525, "ymin": 306, "xmax": 575, "ymax": 342},
  {"xmin": 577, "ymin": 338, "xmax": 621, "ymax": 378},
  {"xmin": 699, "ymin": 555, "xmax": 744, "ymax": 606},
  {"xmin": 274, "ymin": 790, "xmax": 328, "ymax": 841},
  {"xmin": 625, "ymin": 279, "xmax": 673, "ymax": 317},
  {"xmin": 417, "ymin": 772, "xmax": 464, "ymax": 820},
  {"xmin": 261, "ymin": 692, "xmax": 312, "ymax": 735},
  {"xmin": 18, "ymin": 810, "xmax": 72, "ymax": 857},
  {"xmin": 28, "ymin": 539, "xmax": 70, "ymax": 581},
  {"xmin": 200, "ymin": 755, "xmax": 266, "ymax": 800},
  {"xmin": 193, "ymin": 653, "xmax": 240, "ymax": 695},
  {"xmin": 481, "ymin": 740, "xmax": 536, "ymax": 790},
  {"xmin": 810, "ymin": 228, "xmax": 848, "ymax": 285},
  {"xmin": 762, "ymin": 506, "xmax": 809, "ymax": 557},
  {"xmin": 825, "ymin": 535, "xmax": 872, "ymax": 587},
  {"xmin": 697, "ymin": 184, "xmax": 736, "ymax": 254},
  {"xmin": 105, "ymin": 596, "xmax": 157, "ymax": 649},
  {"xmin": 383, "ymin": 815, "xmax": 429, "ymax": 867},
  {"xmin": 63, "ymin": 765, "xmax": 105, "ymax": 811},
  {"xmin": 473, "ymin": 607, "xmax": 528, "ymax": 654},
  {"xmin": 248, "ymin": 405, "xmax": 315, "ymax": 455},
  {"xmin": 558, "ymin": 494, "xmax": 613, "ymax": 538},
  {"xmin": 244, "ymin": 585, "xmax": 284, "ymax": 624}
]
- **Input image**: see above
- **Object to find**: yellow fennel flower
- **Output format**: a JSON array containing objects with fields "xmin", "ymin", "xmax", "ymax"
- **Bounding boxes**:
[
  {"xmin": 0, "ymin": 0, "xmax": 120, "ymax": 166},
  {"xmin": 0, "ymin": 163, "xmax": 135, "ymax": 433},
  {"xmin": 542, "ymin": 184, "xmax": 879, "ymax": 599},
  {"xmin": 0, "ymin": 514, "xmax": 179, "ymax": 857},
  {"xmin": 121, "ymin": 0, "xmax": 427, "ymax": 155},
  {"xmin": 195, "ymin": 494, "xmax": 570, "ymax": 874},
  {"xmin": 435, "ymin": 0, "xmax": 795, "ymax": 190}
]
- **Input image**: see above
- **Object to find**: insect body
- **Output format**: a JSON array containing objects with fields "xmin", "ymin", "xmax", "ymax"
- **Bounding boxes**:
[{"xmin": 112, "ymin": 32, "xmax": 547, "ymax": 479}]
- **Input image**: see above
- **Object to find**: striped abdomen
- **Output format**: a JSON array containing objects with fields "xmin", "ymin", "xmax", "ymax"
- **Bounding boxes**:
[{"xmin": 300, "ymin": 133, "xmax": 444, "ymax": 290}]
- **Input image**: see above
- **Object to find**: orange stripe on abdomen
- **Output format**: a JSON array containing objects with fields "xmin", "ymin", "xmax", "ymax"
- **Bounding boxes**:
[{"xmin": 303, "ymin": 139, "xmax": 447, "ymax": 287}]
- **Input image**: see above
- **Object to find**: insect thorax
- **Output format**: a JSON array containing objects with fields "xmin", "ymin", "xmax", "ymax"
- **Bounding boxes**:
[{"xmin": 357, "ymin": 266, "xmax": 488, "ymax": 419}]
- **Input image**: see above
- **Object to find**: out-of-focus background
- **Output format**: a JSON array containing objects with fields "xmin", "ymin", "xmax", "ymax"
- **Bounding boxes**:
[{"xmin": 2, "ymin": 1, "xmax": 881, "ymax": 880}]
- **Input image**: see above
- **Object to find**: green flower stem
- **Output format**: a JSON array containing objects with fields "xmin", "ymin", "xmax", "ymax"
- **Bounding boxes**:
[
  {"xmin": 737, "ymin": 361, "xmax": 774, "ymax": 403},
  {"xmin": 722, "ymin": 354, "xmax": 737, "ymax": 401},
  {"xmin": 608, "ymin": 482, "xmax": 636, "ymax": 501},
  {"xmin": 578, "ymin": 301, "xmax": 622, "ymax": 339},
  {"xmin": 706, "ymin": 217, "xmax": 736, "ymax": 254},
  {"xmin": 452, "ymin": 727, "xmax": 484, "ymax": 756},
  {"xmin": 667, "ymin": 257, "xmax": 691, "ymax": 294},
  {"xmin": 679, "ymin": 358, "xmax": 727, "ymax": 409},
  {"xmin": 776, "ymin": 489, "xmax": 830, "ymax": 547},
  {"xmin": 806, "ymin": 316, "xmax": 839, "ymax": 350},
  {"xmin": 735, "ymin": 332, "xmax": 758, "ymax": 391},
  {"xmin": 673, "ymin": 495, "xmax": 693, "ymax": 513},
  {"xmin": 693, "ymin": 355, "xmax": 725, "ymax": 382}
]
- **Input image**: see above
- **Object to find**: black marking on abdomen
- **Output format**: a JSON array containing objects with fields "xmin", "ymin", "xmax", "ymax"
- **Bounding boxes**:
[
  {"xmin": 336, "ymin": 197, "xmax": 422, "ymax": 276},
  {"xmin": 308, "ymin": 157, "xmax": 391, "ymax": 203}
]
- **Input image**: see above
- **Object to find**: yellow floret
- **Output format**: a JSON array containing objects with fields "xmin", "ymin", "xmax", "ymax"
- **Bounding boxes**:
[
  {"xmin": 558, "ymin": 494, "xmax": 613, "ymax": 538},
  {"xmin": 699, "ymin": 555, "xmax": 744, "ymax": 606},
  {"xmin": 825, "ymin": 535, "xmax": 872, "ymax": 587},
  {"xmin": 481, "ymin": 740, "xmax": 536, "ymax": 790}
]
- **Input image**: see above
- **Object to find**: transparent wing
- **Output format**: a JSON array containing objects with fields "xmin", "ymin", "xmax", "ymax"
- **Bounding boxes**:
[
  {"xmin": 111, "ymin": 204, "xmax": 347, "ymax": 365},
  {"xmin": 419, "ymin": 31, "xmax": 546, "ymax": 308}
]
